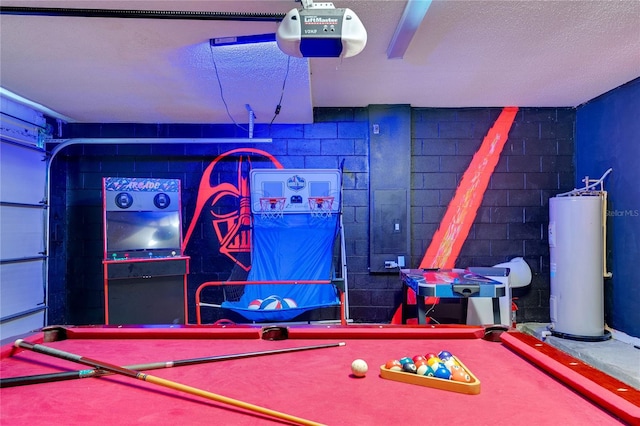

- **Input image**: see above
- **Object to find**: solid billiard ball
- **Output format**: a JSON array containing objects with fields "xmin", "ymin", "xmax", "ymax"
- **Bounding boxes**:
[
  {"xmin": 426, "ymin": 357, "xmax": 443, "ymax": 368},
  {"xmin": 351, "ymin": 359, "xmax": 368, "ymax": 377},
  {"xmin": 425, "ymin": 353, "xmax": 437, "ymax": 362},
  {"xmin": 413, "ymin": 358, "xmax": 428, "ymax": 368},
  {"xmin": 412, "ymin": 355, "xmax": 427, "ymax": 364},
  {"xmin": 385, "ymin": 359, "xmax": 403, "ymax": 371}
]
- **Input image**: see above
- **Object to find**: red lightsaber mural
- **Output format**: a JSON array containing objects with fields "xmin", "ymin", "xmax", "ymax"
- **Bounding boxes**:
[
  {"xmin": 420, "ymin": 106, "xmax": 519, "ymax": 268},
  {"xmin": 393, "ymin": 106, "xmax": 519, "ymax": 323}
]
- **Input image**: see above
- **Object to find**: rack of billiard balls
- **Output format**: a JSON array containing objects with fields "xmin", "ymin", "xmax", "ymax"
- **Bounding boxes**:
[{"xmin": 384, "ymin": 350, "xmax": 472, "ymax": 383}]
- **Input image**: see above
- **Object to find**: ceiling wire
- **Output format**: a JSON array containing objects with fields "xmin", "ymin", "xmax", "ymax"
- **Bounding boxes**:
[
  {"xmin": 269, "ymin": 55, "xmax": 292, "ymax": 126},
  {"xmin": 208, "ymin": 42, "xmax": 293, "ymax": 133},
  {"xmin": 208, "ymin": 43, "xmax": 247, "ymax": 132}
]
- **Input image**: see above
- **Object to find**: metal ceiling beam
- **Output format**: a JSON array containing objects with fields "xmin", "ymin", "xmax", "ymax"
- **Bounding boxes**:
[
  {"xmin": 0, "ymin": 6, "xmax": 285, "ymax": 22},
  {"xmin": 387, "ymin": 0, "xmax": 433, "ymax": 59}
]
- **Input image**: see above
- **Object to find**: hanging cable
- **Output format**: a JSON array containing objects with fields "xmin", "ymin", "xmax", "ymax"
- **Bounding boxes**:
[
  {"xmin": 208, "ymin": 44, "xmax": 248, "ymax": 133},
  {"xmin": 270, "ymin": 56, "xmax": 292, "ymax": 126}
]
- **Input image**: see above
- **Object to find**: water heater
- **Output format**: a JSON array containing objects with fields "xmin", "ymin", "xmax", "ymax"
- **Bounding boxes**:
[{"xmin": 548, "ymin": 188, "xmax": 610, "ymax": 340}]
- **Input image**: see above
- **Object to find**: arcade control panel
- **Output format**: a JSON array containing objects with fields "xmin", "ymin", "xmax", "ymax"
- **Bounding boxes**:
[{"xmin": 108, "ymin": 251, "xmax": 183, "ymax": 262}]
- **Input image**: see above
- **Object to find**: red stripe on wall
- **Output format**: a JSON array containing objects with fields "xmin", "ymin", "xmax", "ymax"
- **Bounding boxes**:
[
  {"xmin": 393, "ymin": 106, "xmax": 519, "ymax": 324},
  {"xmin": 420, "ymin": 106, "xmax": 519, "ymax": 269}
]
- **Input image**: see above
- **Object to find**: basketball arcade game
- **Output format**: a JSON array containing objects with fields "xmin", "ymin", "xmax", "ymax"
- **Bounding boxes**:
[
  {"xmin": 195, "ymin": 169, "xmax": 349, "ymax": 324},
  {"xmin": 102, "ymin": 177, "xmax": 190, "ymax": 324}
]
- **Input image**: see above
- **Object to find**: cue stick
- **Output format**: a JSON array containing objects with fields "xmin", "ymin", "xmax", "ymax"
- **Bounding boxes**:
[
  {"xmin": 1, "ymin": 341, "xmax": 345, "ymax": 388},
  {"xmin": 14, "ymin": 339, "xmax": 325, "ymax": 426}
]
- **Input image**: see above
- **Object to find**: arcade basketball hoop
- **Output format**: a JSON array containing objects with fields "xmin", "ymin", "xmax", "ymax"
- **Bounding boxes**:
[
  {"xmin": 259, "ymin": 197, "xmax": 285, "ymax": 220},
  {"xmin": 308, "ymin": 196, "xmax": 334, "ymax": 219}
]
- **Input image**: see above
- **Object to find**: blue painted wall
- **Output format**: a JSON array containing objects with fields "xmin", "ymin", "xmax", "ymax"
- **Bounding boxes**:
[{"xmin": 576, "ymin": 78, "xmax": 640, "ymax": 338}]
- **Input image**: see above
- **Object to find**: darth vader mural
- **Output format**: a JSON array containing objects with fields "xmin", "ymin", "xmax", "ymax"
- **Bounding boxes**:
[{"xmin": 182, "ymin": 148, "xmax": 283, "ymax": 280}]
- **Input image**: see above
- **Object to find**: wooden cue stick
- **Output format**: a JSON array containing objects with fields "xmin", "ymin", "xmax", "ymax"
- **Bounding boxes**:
[
  {"xmin": 15, "ymin": 339, "xmax": 325, "ymax": 426},
  {"xmin": 2, "ymin": 341, "xmax": 346, "ymax": 388}
]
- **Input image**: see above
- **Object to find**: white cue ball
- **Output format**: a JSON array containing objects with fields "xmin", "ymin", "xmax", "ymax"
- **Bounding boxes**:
[{"xmin": 351, "ymin": 359, "xmax": 368, "ymax": 377}]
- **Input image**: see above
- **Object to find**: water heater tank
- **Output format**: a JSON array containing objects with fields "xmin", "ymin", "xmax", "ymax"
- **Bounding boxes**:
[{"xmin": 548, "ymin": 195, "xmax": 606, "ymax": 338}]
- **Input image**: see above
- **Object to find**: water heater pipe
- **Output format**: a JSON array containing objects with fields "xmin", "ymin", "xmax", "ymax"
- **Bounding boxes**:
[{"xmin": 557, "ymin": 168, "xmax": 613, "ymax": 279}]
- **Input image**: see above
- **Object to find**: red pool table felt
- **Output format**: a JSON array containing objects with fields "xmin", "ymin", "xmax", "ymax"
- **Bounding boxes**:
[{"xmin": 1, "ymin": 325, "xmax": 638, "ymax": 425}]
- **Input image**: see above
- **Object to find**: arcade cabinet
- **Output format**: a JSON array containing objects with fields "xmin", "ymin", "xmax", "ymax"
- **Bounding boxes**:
[{"xmin": 102, "ymin": 177, "xmax": 189, "ymax": 324}]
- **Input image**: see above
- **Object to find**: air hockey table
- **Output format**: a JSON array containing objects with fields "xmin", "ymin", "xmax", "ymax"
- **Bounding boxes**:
[
  {"xmin": 401, "ymin": 268, "xmax": 507, "ymax": 325},
  {"xmin": 1, "ymin": 324, "xmax": 638, "ymax": 425}
]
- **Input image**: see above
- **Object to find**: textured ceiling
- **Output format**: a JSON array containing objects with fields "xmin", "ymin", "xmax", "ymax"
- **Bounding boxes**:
[{"xmin": 1, "ymin": 0, "xmax": 639, "ymax": 126}]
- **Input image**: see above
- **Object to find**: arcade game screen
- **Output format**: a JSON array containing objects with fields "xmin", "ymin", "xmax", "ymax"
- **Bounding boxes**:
[{"xmin": 105, "ymin": 210, "xmax": 181, "ymax": 255}]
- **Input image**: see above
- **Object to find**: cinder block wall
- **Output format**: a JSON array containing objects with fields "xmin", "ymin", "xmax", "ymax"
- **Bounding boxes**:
[
  {"xmin": 409, "ymin": 108, "xmax": 575, "ymax": 323},
  {"xmin": 49, "ymin": 106, "xmax": 574, "ymax": 325}
]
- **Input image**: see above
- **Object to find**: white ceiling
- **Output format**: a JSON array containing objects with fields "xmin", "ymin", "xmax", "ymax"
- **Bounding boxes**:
[{"xmin": 1, "ymin": 0, "xmax": 639, "ymax": 126}]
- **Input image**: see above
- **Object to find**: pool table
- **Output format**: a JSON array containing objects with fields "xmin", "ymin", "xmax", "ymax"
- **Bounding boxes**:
[{"xmin": 1, "ymin": 324, "xmax": 638, "ymax": 425}]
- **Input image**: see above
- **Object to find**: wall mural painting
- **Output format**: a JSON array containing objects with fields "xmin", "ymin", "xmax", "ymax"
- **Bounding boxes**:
[
  {"xmin": 182, "ymin": 148, "xmax": 283, "ymax": 273},
  {"xmin": 179, "ymin": 107, "xmax": 518, "ymax": 324},
  {"xmin": 392, "ymin": 106, "xmax": 519, "ymax": 323}
]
